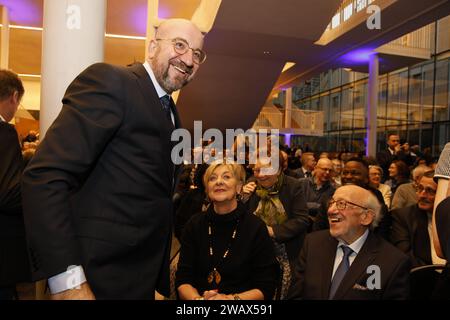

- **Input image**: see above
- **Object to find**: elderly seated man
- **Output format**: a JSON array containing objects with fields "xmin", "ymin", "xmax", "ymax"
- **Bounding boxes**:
[{"xmin": 289, "ymin": 185, "xmax": 411, "ymax": 300}]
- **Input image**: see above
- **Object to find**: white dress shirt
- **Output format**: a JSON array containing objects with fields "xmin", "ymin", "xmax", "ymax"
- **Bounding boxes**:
[
  {"xmin": 143, "ymin": 61, "xmax": 175, "ymax": 125},
  {"xmin": 331, "ymin": 229, "xmax": 369, "ymax": 279}
]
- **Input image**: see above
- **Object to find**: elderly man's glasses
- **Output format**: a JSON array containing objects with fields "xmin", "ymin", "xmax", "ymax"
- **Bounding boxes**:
[
  {"xmin": 156, "ymin": 38, "xmax": 207, "ymax": 64},
  {"xmin": 415, "ymin": 185, "xmax": 436, "ymax": 195},
  {"xmin": 328, "ymin": 199, "xmax": 368, "ymax": 211}
]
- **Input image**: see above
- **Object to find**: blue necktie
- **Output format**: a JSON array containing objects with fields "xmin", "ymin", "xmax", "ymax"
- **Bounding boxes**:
[
  {"xmin": 160, "ymin": 95, "xmax": 172, "ymax": 122},
  {"xmin": 329, "ymin": 245, "xmax": 353, "ymax": 299}
]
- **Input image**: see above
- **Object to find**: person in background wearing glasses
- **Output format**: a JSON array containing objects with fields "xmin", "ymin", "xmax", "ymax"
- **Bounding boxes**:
[
  {"xmin": 22, "ymin": 19, "xmax": 205, "ymax": 300},
  {"xmin": 288, "ymin": 185, "xmax": 410, "ymax": 300},
  {"xmin": 298, "ymin": 158, "xmax": 336, "ymax": 229},
  {"xmin": 390, "ymin": 170, "xmax": 447, "ymax": 268},
  {"xmin": 368, "ymin": 165, "xmax": 392, "ymax": 208}
]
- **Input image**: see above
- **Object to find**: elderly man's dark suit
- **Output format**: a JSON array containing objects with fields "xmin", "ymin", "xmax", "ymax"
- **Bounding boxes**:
[
  {"xmin": 390, "ymin": 205, "xmax": 433, "ymax": 267},
  {"xmin": 288, "ymin": 230, "xmax": 411, "ymax": 300},
  {"xmin": 0, "ymin": 122, "xmax": 31, "ymax": 291},
  {"xmin": 22, "ymin": 63, "xmax": 182, "ymax": 299}
]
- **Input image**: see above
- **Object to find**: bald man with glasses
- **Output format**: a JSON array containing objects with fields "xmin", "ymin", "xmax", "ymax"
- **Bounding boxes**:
[
  {"xmin": 289, "ymin": 185, "xmax": 410, "ymax": 300},
  {"xmin": 22, "ymin": 19, "xmax": 205, "ymax": 300}
]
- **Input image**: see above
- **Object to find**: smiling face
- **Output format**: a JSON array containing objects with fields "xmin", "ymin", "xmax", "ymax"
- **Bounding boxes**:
[
  {"xmin": 328, "ymin": 186, "xmax": 374, "ymax": 244},
  {"xmin": 341, "ymin": 161, "xmax": 369, "ymax": 187},
  {"xmin": 147, "ymin": 19, "xmax": 204, "ymax": 94},
  {"xmin": 253, "ymin": 160, "xmax": 280, "ymax": 189},
  {"xmin": 369, "ymin": 167, "xmax": 382, "ymax": 187},
  {"xmin": 388, "ymin": 163, "xmax": 398, "ymax": 178},
  {"xmin": 416, "ymin": 176, "xmax": 437, "ymax": 213},
  {"xmin": 206, "ymin": 165, "xmax": 242, "ymax": 204}
]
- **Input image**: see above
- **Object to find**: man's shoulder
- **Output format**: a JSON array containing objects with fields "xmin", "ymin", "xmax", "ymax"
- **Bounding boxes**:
[
  {"xmin": 395, "ymin": 182, "xmax": 414, "ymax": 193},
  {"xmin": 305, "ymin": 229, "xmax": 333, "ymax": 244},
  {"xmin": 391, "ymin": 204, "xmax": 419, "ymax": 217},
  {"xmin": 368, "ymin": 232, "xmax": 409, "ymax": 260},
  {"xmin": 0, "ymin": 122, "xmax": 19, "ymax": 140},
  {"xmin": 80, "ymin": 62, "xmax": 137, "ymax": 79}
]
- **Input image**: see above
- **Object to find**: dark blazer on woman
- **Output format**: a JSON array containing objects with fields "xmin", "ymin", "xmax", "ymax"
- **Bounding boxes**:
[
  {"xmin": 246, "ymin": 175, "xmax": 310, "ymax": 264},
  {"xmin": 22, "ymin": 63, "xmax": 181, "ymax": 299}
]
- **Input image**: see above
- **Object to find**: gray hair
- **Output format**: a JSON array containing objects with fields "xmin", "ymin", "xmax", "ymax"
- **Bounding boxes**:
[
  {"xmin": 366, "ymin": 192, "xmax": 382, "ymax": 229},
  {"xmin": 412, "ymin": 165, "xmax": 432, "ymax": 181}
]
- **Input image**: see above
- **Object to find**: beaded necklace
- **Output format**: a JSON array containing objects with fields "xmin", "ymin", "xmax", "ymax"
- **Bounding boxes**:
[{"xmin": 207, "ymin": 216, "xmax": 240, "ymax": 286}]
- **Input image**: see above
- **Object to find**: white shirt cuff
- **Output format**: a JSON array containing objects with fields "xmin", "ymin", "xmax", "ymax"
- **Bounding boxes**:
[{"xmin": 48, "ymin": 265, "xmax": 87, "ymax": 294}]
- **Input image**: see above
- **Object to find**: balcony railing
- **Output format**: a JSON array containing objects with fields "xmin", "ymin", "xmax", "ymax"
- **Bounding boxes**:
[
  {"xmin": 253, "ymin": 106, "xmax": 324, "ymax": 137},
  {"xmin": 253, "ymin": 107, "xmax": 283, "ymax": 130}
]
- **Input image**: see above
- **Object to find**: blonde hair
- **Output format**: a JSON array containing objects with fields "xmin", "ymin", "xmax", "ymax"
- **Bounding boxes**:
[{"xmin": 203, "ymin": 160, "xmax": 246, "ymax": 190}]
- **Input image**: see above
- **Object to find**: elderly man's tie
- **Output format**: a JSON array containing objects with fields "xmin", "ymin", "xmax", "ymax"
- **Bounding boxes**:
[{"xmin": 329, "ymin": 245, "xmax": 353, "ymax": 299}]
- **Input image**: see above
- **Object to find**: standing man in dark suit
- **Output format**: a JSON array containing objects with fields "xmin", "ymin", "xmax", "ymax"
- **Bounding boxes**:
[
  {"xmin": 377, "ymin": 134, "xmax": 404, "ymax": 181},
  {"xmin": 22, "ymin": 19, "xmax": 206, "ymax": 300},
  {"xmin": 0, "ymin": 70, "xmax": 30, "ymax": 299},
  {"xmin": 289, "ymin": 185, "xmax": 410, "ymax": 300},
  {"xmin": 291, "ymin": 152, "xmax": 316, "ymax": 179}
]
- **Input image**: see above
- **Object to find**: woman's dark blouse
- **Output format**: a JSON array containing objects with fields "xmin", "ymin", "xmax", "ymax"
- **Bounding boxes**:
[{"xmin": 176, "ymin": 202, "xmax": 280, "ymax": 299}]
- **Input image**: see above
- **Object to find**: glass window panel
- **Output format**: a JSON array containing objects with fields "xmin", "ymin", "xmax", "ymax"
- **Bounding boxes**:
[
  {"xmin": 341, "ymin": 88, "xmax": 353, "ymax": 130},
  {"xmin": 321, "ymin": 94, "xmax": 330, "ymax": 130},
  {"xmin": 434, "ymin": 59, "xmax": 449, "ymax": 121},
  {"xmin": 422, "ymin": 63, "xmax": 434, "ymax": 122},
  {"xmin": 353, "ymin": 81, "xmax": 367, "ymax": 128},
  {"xmin": 330, "ymin": 91, "xmax": 341, "ymax": 131},
  {"xmin": 409, "ymin": 66, "xmax": 422, "ymax": 123}
]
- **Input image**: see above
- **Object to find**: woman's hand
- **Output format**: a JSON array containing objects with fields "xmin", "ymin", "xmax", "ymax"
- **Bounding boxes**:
[{"xmin": 242, "ymin": 182, "xmax": 257, "ymax": 194}]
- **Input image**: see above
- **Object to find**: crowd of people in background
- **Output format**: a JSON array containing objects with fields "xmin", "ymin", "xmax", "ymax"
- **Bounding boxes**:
[{"xmin": 169, "ymin": 134, "xmax": 449, "ymax": 300}]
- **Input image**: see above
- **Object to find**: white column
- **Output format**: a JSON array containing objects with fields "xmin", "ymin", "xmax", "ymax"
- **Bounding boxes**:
[
  {"xmin": 284, "ymin": 88, "xmax": 293, "ymax": 147},
  {"xmin": 1, "ymin": 5, "xmax": 10, "ymax": 69},
  {"xmin": 366, "ymin": 53, "xmax": 378, "ymax": 157},
  {"xmin": 285, "ymin": 88, "xmax": 292, "ymax": 129},
  {"xmin": 40, "ymin": 0, "xmax": 106, "ymax": 136}
]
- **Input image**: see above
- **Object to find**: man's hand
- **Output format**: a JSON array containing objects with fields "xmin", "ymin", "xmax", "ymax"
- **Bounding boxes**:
[{"xmin": 51, "ymin": 282, "xmax": 95, "ymax": 300}]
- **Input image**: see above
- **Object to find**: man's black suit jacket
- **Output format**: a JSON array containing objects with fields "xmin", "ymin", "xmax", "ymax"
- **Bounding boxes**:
[
  {"xmin": 390, "ymin": 205, "xmax": 432, "ymax": 267},
  {"xmin": 289, "ymin": 230, "xmax": 411, "ymax": 300},
  {"xmin": 22, "ymin": 63, "xmax": 181, "ymax": 299},
  {"xmin": 0, "ymin": 122, "xmax": 31, "ymax": 285}
]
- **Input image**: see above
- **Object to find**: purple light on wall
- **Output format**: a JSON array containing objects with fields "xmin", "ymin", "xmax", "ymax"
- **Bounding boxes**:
[
  {"xmin": 158, "ymin": 5, "xmax": 171, "ymax": 19},
  {"xmin": 340, "ymin": 49, "xmax": 376, "ymax": 64},
  {"xmin": 0, "ymin": 0, "xmax": 42, "ymax": 26},
  {"xmin": 364, "ymin": 136, "xmax": 369, "ymax": 157},
  {"xmin": 129, "ymin": 4, "xmax": 173, "ymax": 36},
  {"xmin": 284, "ymin": 134, "xmax": 292, "ymax": 148},
  {"xmin": 130, "ymin": 3, "xmax": 148, "ymax": 36}
]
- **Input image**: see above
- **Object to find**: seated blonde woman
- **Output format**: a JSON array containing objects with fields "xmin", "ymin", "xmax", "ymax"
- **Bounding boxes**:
[
  {"xmin": 369, "ymin": 165, "xmax": 392, "ymax": 208},
  {"xmin": 176, "ymin": 161, "xmax": 279, "ymax": 300}
]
